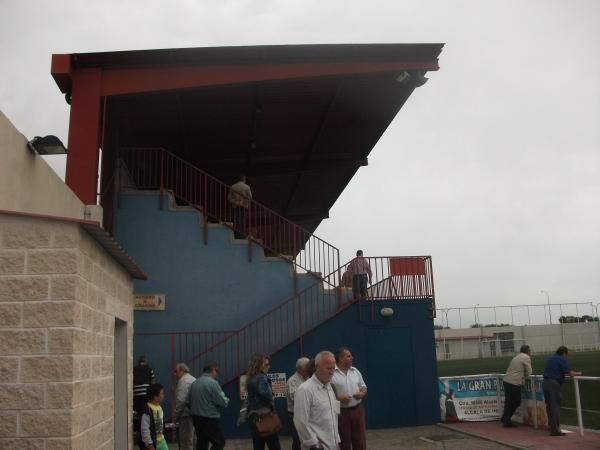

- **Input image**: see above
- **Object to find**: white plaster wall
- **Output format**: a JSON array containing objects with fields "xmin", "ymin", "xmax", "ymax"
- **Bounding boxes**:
[
  {"xmin": 0, "ymin": 110, "xmax": 85, "ymax": 218},
  {"xmin": 437, "ymin": 322, "xmax": 600, "ymax": 360}
]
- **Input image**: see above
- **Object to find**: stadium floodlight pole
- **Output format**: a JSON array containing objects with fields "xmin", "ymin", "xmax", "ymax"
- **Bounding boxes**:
[{"xmin": 541, "ymin": 290, "xmax": 552, "ymax": 324}]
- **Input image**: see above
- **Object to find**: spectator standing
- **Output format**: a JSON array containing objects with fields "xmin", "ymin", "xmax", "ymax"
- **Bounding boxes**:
[
  {"xmin": 174, "ymin": 363, "xmax": 196, "ymax": 450},
  {"xmin": 189, "ymin": 361, "xmax": 229, "ymax": 450},
  {"xmin": 331, "ymin": 347, "xmax": 367, "ymax": 450},
  {"xmin": 294, "ymin": 351, "xmax": 341, "ymax": 450},
  {"xmin": 228, "ymin": 175, "xmax": 252, "ymax": 239},
  {"xmin": 501, "ymin": 345, "xmax": 532, "ymax": 427},
  {"xmin": 542, "ymin": 346, "xmax": 582, "ymax": 436},
  {"xmin": 134, "ymin": 355, "xmax": 156, "ymax": 414},
  {"xmin": 348, "ymin": 250, "xmax": 372, "ymax": 300},
  {"xmin": 286, "ymin": 357, "xmax": 311, "ymax": 450},
  {"xmin": 246, "ymin": 354, "xmax": 281, "ymax": 450},
  {"xmin": 139, "ymin": 383, "xmax": 169, "ymax": 450}
]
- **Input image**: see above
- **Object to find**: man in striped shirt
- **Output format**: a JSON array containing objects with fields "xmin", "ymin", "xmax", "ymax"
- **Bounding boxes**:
[{"xmin": 134, "ymin": 355, "xmax": 156, "ymax": 415}]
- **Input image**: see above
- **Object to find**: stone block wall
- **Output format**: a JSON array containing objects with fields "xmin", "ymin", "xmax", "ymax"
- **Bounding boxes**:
[{"xmin": 0, "ymin": 214, "xmax": 134, "ymax": 450}]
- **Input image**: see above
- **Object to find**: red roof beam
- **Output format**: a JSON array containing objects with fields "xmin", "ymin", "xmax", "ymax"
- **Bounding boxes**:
[{"xmin": 51, "ymin": 57, "xmax": 439, "ymax": 97}]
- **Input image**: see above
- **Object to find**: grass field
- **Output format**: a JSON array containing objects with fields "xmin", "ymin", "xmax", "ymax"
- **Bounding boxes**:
[{"xmin": 437, "ymin": 351, "xmax": 600, "ymax": 430}]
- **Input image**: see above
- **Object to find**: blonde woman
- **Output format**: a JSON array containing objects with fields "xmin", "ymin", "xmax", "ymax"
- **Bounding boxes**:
[{"xmin": 246, "ymin": 354, "xmax": 281, "ymax": 450}]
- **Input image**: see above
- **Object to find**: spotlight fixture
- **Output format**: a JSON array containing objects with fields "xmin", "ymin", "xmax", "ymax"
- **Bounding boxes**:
[
  {"xmin": 396, "ymin": 71, "xmax": 411, "ymax": 84},
  {"xmin": 395, "ymin": 71, "xmax": 429, "ymax": 87},
  {"xmin": 27, "ymin": 135, "xmax": 68, "ymax": 155}
]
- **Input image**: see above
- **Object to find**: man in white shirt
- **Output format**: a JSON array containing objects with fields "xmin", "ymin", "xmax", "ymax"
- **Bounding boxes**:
[
  {"xmin": 501, "ymin": 345, "xmax": 532, "ymax": 427},
  {"xmin": 174, "ymin": 363, "xmax": 196, "ymax": 450},
  {"xmin": 294, "ymin": 351, "xmax": 341, "ymax": 450},
  {"xmin": 287, "ymin": 357, "xmax": 311, "ymax": 450},
  {"xmin": 330, "ymin": 347, "xmax": 367, "ymax": 450}
]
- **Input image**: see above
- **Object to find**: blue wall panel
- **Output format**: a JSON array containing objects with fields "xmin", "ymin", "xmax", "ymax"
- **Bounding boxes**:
[
  {"xmin": 115, "ymin": 192, "xmax": 439, "ymax": 438},
  {"xmin": 219, "ymin": 300, "xmax": 439, "ymax": 438},
  {"xmin": 113, "ymin": 192, "xmax": 318, "ymax": 333}
]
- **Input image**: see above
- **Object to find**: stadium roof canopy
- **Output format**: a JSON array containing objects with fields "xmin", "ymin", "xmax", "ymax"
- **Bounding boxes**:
[{"xmin": 52, "ymin": 43, "xmax": 443, "ymax": 233}]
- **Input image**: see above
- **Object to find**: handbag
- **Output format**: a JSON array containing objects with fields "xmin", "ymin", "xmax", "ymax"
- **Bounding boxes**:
[{"xmin": 254, "ymin": 411, "xmax": 282, "ymax": 438}]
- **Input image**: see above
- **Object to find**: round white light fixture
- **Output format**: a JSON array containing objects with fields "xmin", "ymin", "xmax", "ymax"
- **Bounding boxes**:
[{"xmin": 380, "ymin": 307, "xmax": 394, "ymax": 317}]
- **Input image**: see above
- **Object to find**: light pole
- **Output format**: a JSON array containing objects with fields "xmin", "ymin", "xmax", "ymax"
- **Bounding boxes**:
[{"xmin": 541, "ymin": 290, "xmax": 552, "ymax": 324}]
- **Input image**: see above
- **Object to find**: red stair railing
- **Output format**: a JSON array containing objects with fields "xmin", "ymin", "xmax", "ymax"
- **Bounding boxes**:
[
  {"xmin": 118, "ymin": 147, "xmax": 340, "ymax": 288},
  {"xmin": 182, "ymin": 279, "xmax": 348, "ymax": 385},
  {"xmin": 177, "ymin": 256, "xmax": 435, "ymax": 385},
  {"xmin": 328, "ymin": 256, "xmax": 435, "ymax": 302}
]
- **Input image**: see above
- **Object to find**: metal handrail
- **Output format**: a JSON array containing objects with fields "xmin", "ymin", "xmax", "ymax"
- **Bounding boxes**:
[
  {"xmin": 178, "ymin": 255, "xmax": 435, "ymax": 385},
  {"xmin": 183, "ymin": 279, "xmax": 350, "ymax": 385},
  {"xmin": 324, "ymin": 255, "xmax": 436, "ymax": 313},
  {"xmin": 118, "ymin": 147, "xmax": 340, "ymax": 285}
]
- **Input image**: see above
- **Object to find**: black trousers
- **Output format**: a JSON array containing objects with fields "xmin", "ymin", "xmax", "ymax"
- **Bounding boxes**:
[
  {"xmin": 501, "ymin": 381, "xmax": 522, "ymax": 424},
  {"xmin": 192, "ymin": 415, "xmax": 225, "ymax": 450},
  {"xmin": 543, "ymin": 379, "xmax": 562, "ymax": 434},
  {"xmin": 352, "ymin": 274, "xmax": 368, "ymax": 299},
  {"xmin": 233, "ymin": 206, "xmax": 247, "ymax": 239},
  {"xmin": 288, "ymin": 412, "xmax": 301, "ymax": 450}
]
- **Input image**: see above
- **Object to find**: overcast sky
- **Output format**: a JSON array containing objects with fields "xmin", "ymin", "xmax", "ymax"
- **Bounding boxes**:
[{"xmin": 1, "ymin": 0, "xmax": 598, "ymax": 312}]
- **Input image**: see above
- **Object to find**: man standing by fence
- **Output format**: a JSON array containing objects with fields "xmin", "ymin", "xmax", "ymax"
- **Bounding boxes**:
[
  {"xmin": 542, "ymin": 346, "xmax": 582, "ymax": 436},
  {"xmin": 349, "ymin": 250, "xmax": 372, "ymax": 300},
  {"xmin": 501, "ymin": 345, "xmax": 532, "ymax": 427}
]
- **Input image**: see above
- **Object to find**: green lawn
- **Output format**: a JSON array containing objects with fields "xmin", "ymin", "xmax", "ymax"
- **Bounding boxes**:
[{"xmin": 437, "ymin": 351, "xmax": 600, "ymax": 430}]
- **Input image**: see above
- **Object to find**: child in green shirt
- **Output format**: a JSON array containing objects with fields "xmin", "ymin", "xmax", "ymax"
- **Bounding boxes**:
[{"xmin": 139, "ymin": 383, "xmax": 169, "ymax": 450}]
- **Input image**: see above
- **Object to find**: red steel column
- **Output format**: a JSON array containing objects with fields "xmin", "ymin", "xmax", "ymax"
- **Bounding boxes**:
[{"xmin": 65, "ymin": 68, "xmax": 102, "ymax": 205}]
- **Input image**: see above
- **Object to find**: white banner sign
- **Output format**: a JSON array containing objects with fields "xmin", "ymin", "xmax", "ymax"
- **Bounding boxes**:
[
  {"xmin": 239, "ymin": 373, "xmax": 287, "ymax": 400},
  {"xmin": 439, "ymin": 375, "xmax": 547, "ymax": 426}
]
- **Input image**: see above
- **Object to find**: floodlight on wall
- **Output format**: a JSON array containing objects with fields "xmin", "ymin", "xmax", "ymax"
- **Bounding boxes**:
[
  {"xmin": 395, "ymin": 70, "xmax": 429, "ymax": 87},
  {"xmin": 412, "ymin": 71, "xmax": 429, "ymax": 87},
  {"xmin": 27, "ymin": 135, "xmax": 68, "ymax": 155}
]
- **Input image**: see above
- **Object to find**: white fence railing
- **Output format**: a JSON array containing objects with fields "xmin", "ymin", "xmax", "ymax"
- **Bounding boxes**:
[
  {"xmin": 435, "ymin": 301, "xmax": 600, "ymax": 328},
  {"xmin": 439, "ymin": 373, "xmax": 600, "ymax": 436}
]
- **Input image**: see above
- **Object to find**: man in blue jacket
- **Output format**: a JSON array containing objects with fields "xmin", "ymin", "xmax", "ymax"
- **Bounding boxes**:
[
  {"xmin": 188, "ymin": 361, "xmax": 229, "ymax": 450},
  {"xmin": 542, "ymin": 346, "xmax": 582, "ymax": 436}
]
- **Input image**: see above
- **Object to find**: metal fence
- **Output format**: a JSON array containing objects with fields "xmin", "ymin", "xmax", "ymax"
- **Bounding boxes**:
[{"xmin": 435, "ymin": 302, "xmax": 600, "ymax": 329}]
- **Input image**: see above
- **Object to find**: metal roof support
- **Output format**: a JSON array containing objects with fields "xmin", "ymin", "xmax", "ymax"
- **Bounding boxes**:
[{"xmin": 65, "ymin": 68, "xmax": 102, "ymax": 205}]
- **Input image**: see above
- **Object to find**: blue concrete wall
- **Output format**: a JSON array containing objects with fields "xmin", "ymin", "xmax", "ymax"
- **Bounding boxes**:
[
  {"xmin": 114, "ymin": 192, "xmax": 439, "ymax": 439},
  {"xmin": 113, "ymin": 192, "xmax": 319, "ymax": 333},
  {"xmin": 219, "ymin": 300, "xmax": 439, "ymax": 438}
]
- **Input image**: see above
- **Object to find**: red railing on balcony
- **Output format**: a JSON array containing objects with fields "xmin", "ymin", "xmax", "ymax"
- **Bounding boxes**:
[
  {"xmin": 135, "ymin": 330, "xmax": 235, "ymax": 422},
  {"xmin": 172, "ymin": 256, "xmax": 434, "ymax": 386},
  {"xmin": 118, "ymin": 147, "xmax": 340, "ymax": 286},
  {"xmin": 326, "ymin": 256, "xmax": 435, "ymax": 303}
]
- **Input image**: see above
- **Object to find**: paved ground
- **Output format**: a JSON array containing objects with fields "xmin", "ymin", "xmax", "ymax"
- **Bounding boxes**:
[
  {"xmin": 149, "ymin": 421, "xmax": 600, "ymax": 449},
  {"xmin": 223, "ymin": 425, "xmax": 512, "ymax": 449},
  {"xmin": 442, "ymin": 421, "xmax": 600, "ymax": 450}
]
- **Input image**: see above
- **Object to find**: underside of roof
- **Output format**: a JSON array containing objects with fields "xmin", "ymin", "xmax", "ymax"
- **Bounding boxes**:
[{"xmin": 53, "ymin": 44, "xmax": 443, "ymax": 233}]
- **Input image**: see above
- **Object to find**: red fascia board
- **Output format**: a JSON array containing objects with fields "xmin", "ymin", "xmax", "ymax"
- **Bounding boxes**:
[
  {"xmin": 100, "ymin": 60, "xmax": 439, "ymax": 96},
  {"xmin": 51, "ymin": 54, "xmax": 72, "ymax": 93}
]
